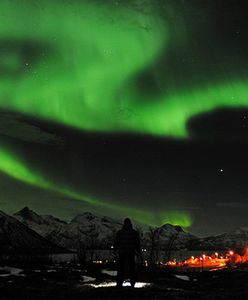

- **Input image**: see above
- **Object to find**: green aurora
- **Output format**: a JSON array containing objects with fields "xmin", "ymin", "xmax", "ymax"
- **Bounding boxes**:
[
  {"xmin": 0, "ymin": 145, "xmax": 192, "ymax": 227},
  {"xmin": 0, "ymin": 0, "xmax": 247, "ymax": 227},
  {"xmin": 0, "ymin": 0, "xmax": 247, "ymax": 137}
]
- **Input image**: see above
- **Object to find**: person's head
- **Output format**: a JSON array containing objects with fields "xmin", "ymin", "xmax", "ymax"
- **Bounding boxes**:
[{"xmin": 123, "ymin": 217, "xmax": 133, "ymax": 230}]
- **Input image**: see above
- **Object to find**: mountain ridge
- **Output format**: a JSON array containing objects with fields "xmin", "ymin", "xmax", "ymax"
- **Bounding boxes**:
[
  {"xmin": 0, "ymin": 210, "xmax": 70, "ymax": 254},
  {"xmin": 1, "ymin": 207, "xmax": 247, "ymax": 251}
]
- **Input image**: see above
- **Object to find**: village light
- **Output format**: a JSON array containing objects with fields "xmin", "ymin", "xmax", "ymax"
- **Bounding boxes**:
[
  {"xmin": 93, "ymin": 260, "xmax": 103, "ymax": 264},
  {"xmin": 165, "ymin": 246, "xmax": 248, "ymax": 270}
]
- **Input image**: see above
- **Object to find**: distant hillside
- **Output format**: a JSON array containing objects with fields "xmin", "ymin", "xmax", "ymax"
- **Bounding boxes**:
[
  {"xmin": 195, "ymin": 228, "xmax": 248, "ymax": 250},
  {"xmin": 13, "ymin": 207, "xmax": 198, "ymax": 250},
  {"xmin": 8, "ymin": 207, "xmax": 248, "ymax": 252},
  {"xmin": 15, "ymin": 207, "xmax": 122, "ymax": 250},
  {"xmin": 0, "ymin": 210, "xmax": 69, "ymax": 255}
]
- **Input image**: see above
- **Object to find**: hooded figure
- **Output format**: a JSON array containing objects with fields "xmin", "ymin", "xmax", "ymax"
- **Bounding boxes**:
[{"xmin": 114, "ymin": 218, "xmax": 141, "ymax": 287}]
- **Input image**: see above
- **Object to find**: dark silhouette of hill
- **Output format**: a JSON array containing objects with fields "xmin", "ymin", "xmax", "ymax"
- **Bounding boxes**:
[{"xmin": 0, "ymin": 210, "xmax": 69, "ymax": 255}]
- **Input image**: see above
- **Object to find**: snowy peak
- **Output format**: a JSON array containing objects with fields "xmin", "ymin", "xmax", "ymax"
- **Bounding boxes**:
[
  {"xmin": 14, "ymin": 207, "xmax": 67, "ymax": 227},
  {"xmin": 195, "ymin": 227, "xmax": 248, "ymax": 250},
  {"xmin": 14, "ymin": 206, "xmax": 43, "ymax": 224},
  {"xmin": 146, "ymin": 223, "xmax": 198, "ymax": 250},
  {"xmin": 159, "ymin": 223, "xmax": 184, "ymax": 234},
  {"xmin": 3, "ymin": 207, "xmax": 248, "ymax": 251},
  {"xmin": 12, "ymin": 208, "xmax": 123, "ymax": 250},
  {"xmin": 71, "ymin": 212, "xmax": 97, "ymax": 224},
  {"xmin": 71, "ymin": 212, "xmax": 121, "ymax": 226},
  {"xmin": 69, "ymin": 212, "xmax": 122, "ymax": 246},
  {"xmin": 42, "ymin": 215, "xmax": 67, "ymax": 226},
  {"xmin": 12, "ymin": 208, "xmax": 199, "ymax": 250},
  {"xmin": 230, "ymin": 227, "xmax": 248, "ymax": 235},
  {"xmin": 14, "ymin": 207, "xmax": 67, "ymax": 243},
  {"xmin": 0, "ymin": 210, "xmax": 67, "ymax": 254}
]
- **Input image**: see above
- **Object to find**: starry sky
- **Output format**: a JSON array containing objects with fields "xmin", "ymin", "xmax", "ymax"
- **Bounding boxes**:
[{"xmin": 0, "ymin": 0, "xmax": 248, "ymax": 236}]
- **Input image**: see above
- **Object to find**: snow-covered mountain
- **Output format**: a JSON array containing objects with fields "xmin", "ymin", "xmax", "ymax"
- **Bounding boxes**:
[
  {"xmin": 156, "ymin": 224, "xmax": 198, "ymax": 249},
  {"xmin": 4, "ymin": 207, "xmax": 248, "ymax": 252},
  {"xmin": 0, "ymin": 210, "xmax": 67, "ymax": 254},
  {"xmin": 143, "ymin": 223, "xmax": 198, "ymax": 251},
  {"xmin": 14, "ymin": 208, "xmax": 123, "ymax": 250},
  {"xmin": 69, "ymin": 212, "xmax": 122, "ymax": 242},
  {"xmin": 197, "ymin": 228, "xmax": 248, "ymax": 250},
  {"xmin": 13, "ymin": 208, "xmax": 198, "ymax": 250},
  {"xmin": 46, "ymin": 212, "xmax": 123, "ymax": 250},
  {"xmin": 14, "ymin": 206, "xmax": 67, "ymax": 238}
]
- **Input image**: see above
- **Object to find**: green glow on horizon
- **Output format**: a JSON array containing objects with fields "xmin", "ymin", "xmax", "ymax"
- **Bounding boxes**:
[
  {"xmin": 159, "ymin": 211, "xmax": 192, "ymax": 228},
  {"xmin": 0, "ymin": 145, "xmax": 192, "ymax": 227}
]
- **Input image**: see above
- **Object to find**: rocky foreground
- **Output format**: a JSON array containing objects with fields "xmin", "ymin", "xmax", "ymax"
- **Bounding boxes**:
[{"xmin": 1, "ymin": 263, "xmax": 248, "ymax": 300}]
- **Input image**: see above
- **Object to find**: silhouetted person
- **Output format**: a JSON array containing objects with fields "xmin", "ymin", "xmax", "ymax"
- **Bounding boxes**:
[{"xmin": 114, "ymin": 218, "xmax": 141, "ymax": 287}]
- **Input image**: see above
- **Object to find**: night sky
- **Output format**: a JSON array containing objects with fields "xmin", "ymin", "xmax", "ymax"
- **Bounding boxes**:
[{"xmin": 0, "ymin": 0, "xmax": 248, "ymax": 236}]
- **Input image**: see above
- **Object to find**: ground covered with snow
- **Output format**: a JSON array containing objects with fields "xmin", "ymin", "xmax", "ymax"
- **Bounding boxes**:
[{"xmin": 1, "ymin": 263, "xmax": 248, "ymax": 299}]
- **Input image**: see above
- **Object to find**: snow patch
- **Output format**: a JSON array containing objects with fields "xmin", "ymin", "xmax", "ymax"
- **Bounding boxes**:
[
  {"xmin": 101, "ymin": 269, "xmax": 117, "ymax": 276},
  {"xmin": 82, "ymin": 275, "xmax": 96, "ymax": 283},
  {"xmin": 175, "ymin": 275, "xmax": 190, "ymax": 281},
  {"xmin": 0, "ymin": 266, "xmax": 23, "ymax": 277},
  {"xmin": 86, "ymin": 280, "xmax": 150, "ymax": 288}
]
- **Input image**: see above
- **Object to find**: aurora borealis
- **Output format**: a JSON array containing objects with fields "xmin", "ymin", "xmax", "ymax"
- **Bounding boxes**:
[
  {"xmin": 0, "ymin": 144, "xmax": 192, "ymax": 227},
  {"xmin": 1, "ymin": 0, "xmax": 248, "ymax": 234}
]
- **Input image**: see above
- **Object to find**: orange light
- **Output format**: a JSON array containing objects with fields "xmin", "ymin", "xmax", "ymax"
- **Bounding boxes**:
[{"xmin": 165, "ymin": 247, "xmax": 248, "ymax": 270}]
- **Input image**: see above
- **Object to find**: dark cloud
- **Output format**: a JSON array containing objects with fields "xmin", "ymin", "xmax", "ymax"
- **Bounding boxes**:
[
  {"xmin": 0, "ymin": 110, "xmax": 63, "ymax": 145},
  {"xmin": 187, "ymin": 108, "xmax": 248, "ymax": 141}
]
